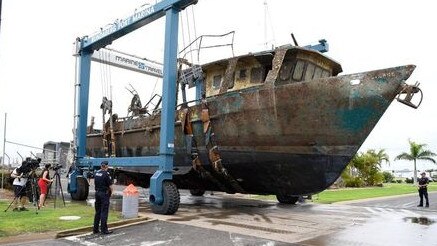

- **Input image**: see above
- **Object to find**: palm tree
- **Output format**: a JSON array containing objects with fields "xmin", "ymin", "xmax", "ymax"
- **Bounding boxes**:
[
  {"xmin": 368, "ymin": 149, "xmax": 390, "ymax": 167},
  {"xmin": 395, "ymin": 140, "xmax": 436, "ymax": 184}
]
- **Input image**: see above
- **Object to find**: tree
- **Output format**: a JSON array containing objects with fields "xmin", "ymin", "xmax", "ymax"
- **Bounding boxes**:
[
  {"xmin": 342, "ymin": 149, "xmax": 385, "ymax": 186},
  {"xmin": 395, "ymin": 140, "xmax": 436, "ymax": 184},
  {"xmin": 368, "ymin": 149, "xmax": 390, "ymax": 166}
]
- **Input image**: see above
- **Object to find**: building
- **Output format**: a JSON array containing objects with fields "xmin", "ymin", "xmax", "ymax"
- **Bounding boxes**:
[{"xmin": 42, "ymin": 141, "xmax": 71, "ymax": 169}]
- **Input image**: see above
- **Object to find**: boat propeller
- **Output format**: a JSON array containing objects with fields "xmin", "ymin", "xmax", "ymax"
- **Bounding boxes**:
[{"xmin": 396, "ymin": 81, "xmax": 423, "ymax": 109}]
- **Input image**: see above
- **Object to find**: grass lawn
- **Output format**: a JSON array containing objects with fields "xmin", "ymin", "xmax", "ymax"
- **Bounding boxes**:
[
  {"xmin": 254, "ymin": 182, "xmax": 437, "ymax": 204},
  {"xmin": 0, "ymin": 200, "xmax": 121, "ymax": 238}
]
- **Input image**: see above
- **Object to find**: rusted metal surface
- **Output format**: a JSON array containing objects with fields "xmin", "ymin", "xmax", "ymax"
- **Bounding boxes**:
[{"xmin": 86, "ymin": 46, "xmax": 417, "ymax": 197}]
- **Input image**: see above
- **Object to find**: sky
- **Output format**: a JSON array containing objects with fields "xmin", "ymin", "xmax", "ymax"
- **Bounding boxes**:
[{"xmin": 0, "ymin": 0, "xmax": 436, "ymax": 172}]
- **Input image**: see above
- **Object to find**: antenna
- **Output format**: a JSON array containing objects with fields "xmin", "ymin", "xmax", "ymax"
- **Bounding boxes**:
[
  {"xmin": 291, "ymin": 33, "xmax": 299, "ymax": 46},
  {"xmin": 264, "ymin": 0, "xmax": 268, "ymax": 49},
  {"xmin": 125, "ymin": 84, "xmax": 138, "ymax": 96}
]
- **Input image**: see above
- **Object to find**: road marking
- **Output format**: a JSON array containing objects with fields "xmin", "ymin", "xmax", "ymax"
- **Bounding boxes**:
[
  {"xmin": 364, "ymin": 207, "xmax": 379, "ymax": 214},
  {"xmin": 401, "ymin": 201, "xmax": 416, "ymax": 207},
  {"xmin": 400, "ymin": 209, "xmax": 421, "ymax": 217},
  {"xmin": 64, "ymin": 235, "xmax": 102, "ymax": 246}
]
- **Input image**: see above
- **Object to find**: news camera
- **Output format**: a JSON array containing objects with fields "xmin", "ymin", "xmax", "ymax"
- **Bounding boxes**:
[
  {"xmin": 51, "ymin": 163, "xmax": 62, "ymax": 171},
  {"xmin": 19, "ymin": 157, "xmax": 41, "ymax": 175}
]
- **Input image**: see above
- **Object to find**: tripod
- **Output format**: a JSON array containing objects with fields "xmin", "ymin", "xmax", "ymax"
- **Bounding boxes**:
[
  {"xmin": 52, "ymin": 168, "xmax": 66, "ymax": 208},
  {"xmin": 4, "ymin": 170, "xmax": 40, "ymax": 214}
]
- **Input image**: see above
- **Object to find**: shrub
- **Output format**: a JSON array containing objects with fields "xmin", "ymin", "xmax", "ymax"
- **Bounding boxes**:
[
  {"xmin": 396, "ymin": 179, "xmax": 403, "ymax": 183},
  {"xmin": 344, "ymin": 177, "xmax": 364, "ymax": 187},
  {"xmin": 0, "ymin": 169, "xmax": 14, "ymax": 190},
  {"xmin": 405, "ymin": 177, "xmax": 414, "ymax": 184},
  {"xmin": 382, "ymin": 171, "xmax": 395, "ymax": 183}
]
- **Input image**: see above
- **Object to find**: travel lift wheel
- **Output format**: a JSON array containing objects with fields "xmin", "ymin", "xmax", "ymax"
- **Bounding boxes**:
[
  {"xmin": 70, "ymin": 176, "xmax": 89, "ymax": 201},
  {"xmin": 151, "ymin": 181, "xmax": 180, "ymax": 215},
  {"xmin": 276, "ymin": 194, "xmax": 299, "ymax": 204},
  {"xmin": 189, "ymin": 188, "xmax": 205, "ymax": 196}
]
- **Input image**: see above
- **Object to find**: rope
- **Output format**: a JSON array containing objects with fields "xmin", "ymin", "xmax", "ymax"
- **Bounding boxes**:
[
  {"xmin": 190, "ymin": 6, "xmax": 199, "ymax": 63},
  {"xmin": 98, "ymin": 51, "xmax": 105, "ymax": 97},
  {"xmin": 180, "ymin": 14, "xmax": 186, "ymax": 54},
  {"xmin": 185, "ymin": 9, "xmax": 194, "ymax": 63}
]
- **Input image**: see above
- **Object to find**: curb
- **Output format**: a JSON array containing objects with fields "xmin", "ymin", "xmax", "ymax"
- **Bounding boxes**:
[
  {"xmin": 335, "ymin": 191, "xmax": 437, "ymax": 205},
  {"xmin": 56, "ymin": 216, "xmax": 151, "ymax": 238}
]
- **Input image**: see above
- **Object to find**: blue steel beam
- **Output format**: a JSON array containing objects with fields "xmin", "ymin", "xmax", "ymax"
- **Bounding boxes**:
[
  {"xmin": 79, "ymin": 156, "xmax": 164, "ymax": 167},
  {"xmin": 149, "ymin": 7, "xmax": 180, "ymax": 204},
  {"xmin": 74, "ymin": 0, "xmax": 195, "ymax": 206},
  {"xmin": 80, "ymin": 0, "xmax": 197, "ymax": 52},
  {"xmin": 76, "ymin": 52, "xmax": 92, "ymax": 158},
  {"xmin": 304, "ymin": 39, "xmax": 329, "ymax": 53}
]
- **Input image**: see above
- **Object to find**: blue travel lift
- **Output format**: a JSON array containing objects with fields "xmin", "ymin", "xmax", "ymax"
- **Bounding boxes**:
[{"xmin": 69, "ymin": 0, "xmax": 198, "ymax": 215}]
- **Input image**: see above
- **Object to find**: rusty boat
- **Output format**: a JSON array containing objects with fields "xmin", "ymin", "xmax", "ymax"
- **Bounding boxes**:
[{"xmin": 85, "ymin": 43, "xmax": 421, "ymax": 204}]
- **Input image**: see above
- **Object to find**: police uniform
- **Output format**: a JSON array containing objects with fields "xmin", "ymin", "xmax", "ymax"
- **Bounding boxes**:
[
  {"xmin": 418, "ymin": 175, "xmax": 429, "ymax": 207},
  {"xmin": 93, "ymin": 163, "xmax": 113, "ymax": 234}
]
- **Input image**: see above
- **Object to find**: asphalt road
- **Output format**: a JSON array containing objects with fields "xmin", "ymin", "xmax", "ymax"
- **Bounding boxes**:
[{"xmin": 3, "ymin": 184, "xmax": 436, "ymax": 246}]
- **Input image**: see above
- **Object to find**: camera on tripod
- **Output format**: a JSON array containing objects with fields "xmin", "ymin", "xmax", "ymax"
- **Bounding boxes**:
[
  {"xmin": 20, "ymin": 157, "xmax": 41, "ymax": 176},
  {"xmin": 51, "ymin": 163, "xmax": 62, "ymax": 171}
]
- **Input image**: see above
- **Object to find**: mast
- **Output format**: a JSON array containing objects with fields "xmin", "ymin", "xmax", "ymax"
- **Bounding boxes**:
[{"xmin": 0, "ymin": 0, "xmax": 2, "ymax": 36}]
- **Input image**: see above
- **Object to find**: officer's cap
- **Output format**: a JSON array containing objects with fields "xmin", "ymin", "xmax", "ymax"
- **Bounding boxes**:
[
  {"xmin": 101, "ymin": 161, "xmax": 109, "ymax": 166},
  {"xmin": 421, "ymin": 172, "xmax": 426, "ymax": 175}
]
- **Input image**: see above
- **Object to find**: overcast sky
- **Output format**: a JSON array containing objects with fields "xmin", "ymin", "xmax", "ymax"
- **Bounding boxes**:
[{"xmin": 0, "ymin": 0, "xmax": 436, "ymax": 171}]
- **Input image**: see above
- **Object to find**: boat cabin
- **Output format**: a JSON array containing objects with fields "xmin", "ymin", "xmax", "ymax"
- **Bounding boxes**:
[{"xmin": 202, "ymin": 46, "xmax": 343, "ymax": 97}]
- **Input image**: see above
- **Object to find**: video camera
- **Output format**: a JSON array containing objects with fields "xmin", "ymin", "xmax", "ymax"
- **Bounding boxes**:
[
  {"xmin": 51, "ymin": 163, "xmax": 62, "ymax": 171},
  {"xmin": 19, "ymin": 157, "xmax": 41, "ymax": 175}
]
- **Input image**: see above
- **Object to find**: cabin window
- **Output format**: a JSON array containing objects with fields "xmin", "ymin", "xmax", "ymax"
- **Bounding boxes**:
[
  {"xmin": 292, "ymin": 60, "xmax": 305, "ymax": 81},
  {"xmin": 239, "ymin": 69, "xmax": 247, "ymax": 80},
  {"xmin": 251, "ymin": 67, "xmax": 264, "ymax": 84},
  {"xmin": 279, "ymin": 62, "xmax": 293, "ymax": 81},
  {"xmin": 322, "ymin": 70, "xmax": 331, "ymax": 78},
  {"xmin": 313, "ymin": 67, "xmax": 323, "ymax": 79},
  {"xmin": 213, "ymin": 75, "xmax": 222, "ymax": 89},
  {"xmin": 304, "ymin": 63, "xmax": 316, "ymax": 81}
]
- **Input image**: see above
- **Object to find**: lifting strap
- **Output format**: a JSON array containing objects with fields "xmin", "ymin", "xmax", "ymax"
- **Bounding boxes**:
[
  {"xmin": 199, "ymin": 101, "xmax": 245, "ymax": 193},
  {"xmin": 101, "ymin": 97, "xmax": 116, "ymax": 157},
  {"xmin": 180, "ymin": 107, "xmax": 231, "ymax": 192}
]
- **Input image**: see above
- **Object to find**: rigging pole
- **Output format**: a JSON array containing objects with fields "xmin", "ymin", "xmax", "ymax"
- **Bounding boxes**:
[{"xmin": 0, "ymin": 0, "xmax": 3, "ymax": 37}]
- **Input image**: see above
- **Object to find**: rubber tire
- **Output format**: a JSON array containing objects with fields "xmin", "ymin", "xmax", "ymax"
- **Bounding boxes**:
[
  {"xmin": 276, "ymin": 194, "xmax": 299, "ymax": 204},
  {"xmin": 151, "ymin": 181, "xmax": 180, "ymax": 215},
  {"xmin": 189, "ymin": 188, "xmax": 205, "ymax": 196},
  {"xmin": 70, "ymin": 176, "xmax": 89, "ymax": 201}
]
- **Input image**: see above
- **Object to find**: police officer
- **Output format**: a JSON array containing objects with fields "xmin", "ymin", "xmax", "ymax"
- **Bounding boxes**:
[
  {"xmin": 93, "ymin": 161, "xmax": 113, "ymax": 234},
  {"xmin": 417, "ymin": 172, "xmax": 429, "ymax": 207}
]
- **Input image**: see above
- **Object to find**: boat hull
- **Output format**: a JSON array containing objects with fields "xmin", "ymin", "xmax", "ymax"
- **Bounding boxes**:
[{"xmin": 87, "ymin": 65, "xmax": 415, "ymax": 195}]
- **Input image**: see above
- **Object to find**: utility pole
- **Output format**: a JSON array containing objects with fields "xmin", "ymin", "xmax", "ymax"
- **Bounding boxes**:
[{"xmin": 1, "ymin": 113, "xmax": 7, "ymax": 189}]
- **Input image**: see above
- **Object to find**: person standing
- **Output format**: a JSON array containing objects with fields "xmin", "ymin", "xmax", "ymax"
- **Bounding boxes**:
[
  {"xmin": 10, "ymin": 164, "xmax": 29, "ymax": 211},
  {"xmin": 93, "ymin": 161, "xmax": 113, "ymax": 234},
  {"xmin": 417, "ymin": 172, "xmax": 430, "ymax": 207},
  {"xmin": 38, "ymin": 163, "xmax": 53, "ymax": 209}
]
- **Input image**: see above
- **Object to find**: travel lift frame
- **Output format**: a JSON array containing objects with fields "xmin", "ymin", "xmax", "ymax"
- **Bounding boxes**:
[
  {"xmin": 69, "ymin": 0, "xmax": 329, "ymax": 215},
  {"xmin": 70, "ymin": 0, "xmax": 199, "ymax": 215}
]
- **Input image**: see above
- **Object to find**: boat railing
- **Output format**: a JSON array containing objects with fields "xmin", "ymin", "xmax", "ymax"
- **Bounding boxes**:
[{"xmin": 179, "ymin": 31, "xmax": 235, "ymax": 64}]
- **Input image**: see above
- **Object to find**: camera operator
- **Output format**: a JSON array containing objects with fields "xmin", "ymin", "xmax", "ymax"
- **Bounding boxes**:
[
  {"xmin": 10, "ymin": 163, "xmax": 29, "ymax": 211},
  {"xmin": 38, "ymin": 163, "xmax": 53, "ymax": 209}
]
